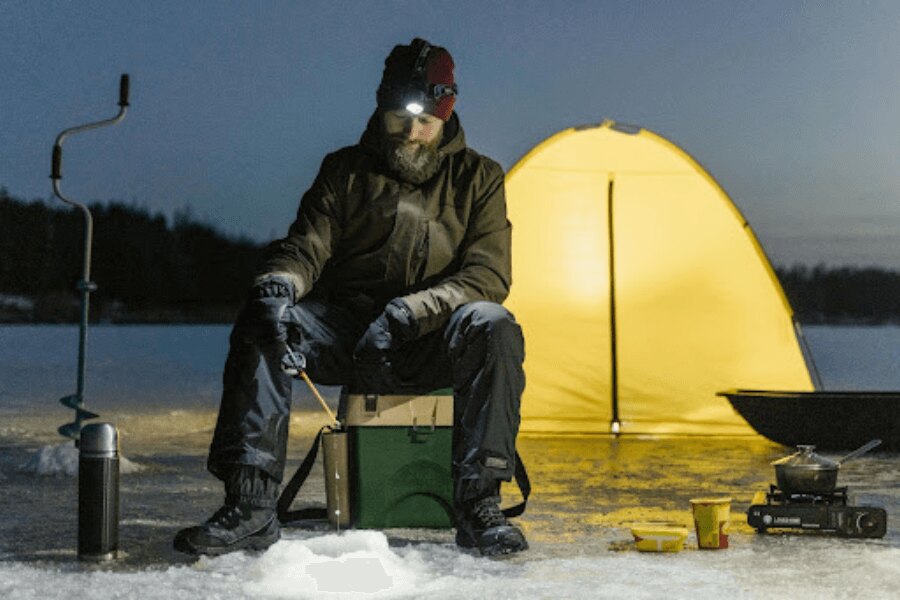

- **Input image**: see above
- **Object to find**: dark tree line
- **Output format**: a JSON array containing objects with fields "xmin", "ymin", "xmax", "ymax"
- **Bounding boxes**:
[
  {"xmin": 1, "ymin": 188, "xmax": 898, "ymax": 324},
  {"xmin": 775, "ymin": 264, "xmax": 900, "ymax": 325},
  {"xmin": 0, "ymin": 188, "xmax": 263, "ymax": 322}
]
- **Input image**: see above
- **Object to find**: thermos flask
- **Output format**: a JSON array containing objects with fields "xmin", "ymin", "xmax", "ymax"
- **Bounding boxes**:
[{"xmin": 78, "ymin": 423, "xmax": 119, "ymax": 560}]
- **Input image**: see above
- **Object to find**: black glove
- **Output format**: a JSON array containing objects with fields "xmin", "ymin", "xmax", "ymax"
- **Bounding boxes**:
[
  {"xmin": 241, "ymin": 275, "xmax": 294, "ymax": 348},
  {"xmin": 353, "ymin": 299, "xmax": 418, "ymax": 389},
  {"xmin": 280, "ymin": 346, "xmax": 307, "ymax": 376}
]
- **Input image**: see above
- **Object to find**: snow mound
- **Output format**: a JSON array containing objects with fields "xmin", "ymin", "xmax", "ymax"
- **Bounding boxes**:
[
  {"xmin": 232, "ymin": 531, "xmax": 417, "ymax": 598},
  {"xmin": 19, "ymin": 443, "xmax": 144, "ymax": 476}
]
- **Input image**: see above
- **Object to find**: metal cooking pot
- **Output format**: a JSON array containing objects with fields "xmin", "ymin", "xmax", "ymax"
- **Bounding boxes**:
[{"xmin": 772, "ymin": 439, "xmax": 881, "ymax": 495}]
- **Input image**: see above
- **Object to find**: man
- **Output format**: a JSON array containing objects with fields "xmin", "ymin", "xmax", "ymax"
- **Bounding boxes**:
[{"xmin": 174, "ymin": 38, "xmax": 527, "ymax": 557}]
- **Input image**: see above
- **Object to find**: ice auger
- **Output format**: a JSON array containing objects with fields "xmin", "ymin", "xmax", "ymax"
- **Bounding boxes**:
[{"xmin": 51, "ymin": 74, "xmax": 130, "ymax": 442}]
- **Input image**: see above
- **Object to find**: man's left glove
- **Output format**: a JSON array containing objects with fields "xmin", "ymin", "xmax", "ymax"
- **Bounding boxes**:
[
  {"xmin": 241, "ymin": 275, "xmax": 295, "ymax": 349},
  {"xmin": 353, "ymin": 298, "xmax": 418, "ymax": 388}
]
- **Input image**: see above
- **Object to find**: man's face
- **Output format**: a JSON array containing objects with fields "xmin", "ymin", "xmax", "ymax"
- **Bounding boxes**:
[
  {"xmin": 378, "ymin": 109, "xmax": 445, "ymax": 183},
  {"xmin": 382, "ymin": 109, "xmax": 444, "ymax": 147}
]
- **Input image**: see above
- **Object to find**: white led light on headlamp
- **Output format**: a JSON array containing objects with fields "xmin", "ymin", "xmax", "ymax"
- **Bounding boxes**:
[{"xmin": 405, "ymin": 102, "xmax": 424, "ymax": 115}]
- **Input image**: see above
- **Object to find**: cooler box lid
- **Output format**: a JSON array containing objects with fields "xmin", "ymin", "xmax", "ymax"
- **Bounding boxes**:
[{"xmin": 342, "ymin": 393, "xmax": 453, "ymax": 428}]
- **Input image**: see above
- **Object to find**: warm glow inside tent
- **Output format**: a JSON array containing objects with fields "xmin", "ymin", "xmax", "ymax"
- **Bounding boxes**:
[{"xmin": 505, "ymin": 121, "xmax": 815, "ymax": 436}]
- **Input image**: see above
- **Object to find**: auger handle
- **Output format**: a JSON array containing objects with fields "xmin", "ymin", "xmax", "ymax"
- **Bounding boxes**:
[
  {"xmin": 51, "ymin": 144, "xmax": 62, "ymax": 180},
  {"xmin": 51, "ymin": 73, "xmax": 130, "ymax": 182},
  {"xmin": 119, "ymin": 74, "xmax": 130, "ymax": 107}
]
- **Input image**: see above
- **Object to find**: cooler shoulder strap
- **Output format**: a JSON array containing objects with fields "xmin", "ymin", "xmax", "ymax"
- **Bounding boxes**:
[
  {"xmin": 277, "ymin": 426, "xmax": 328, "ymax": 524},
  {"xmin": 502, "ymin": 450, "xmax": 531, "ymax": 519}
]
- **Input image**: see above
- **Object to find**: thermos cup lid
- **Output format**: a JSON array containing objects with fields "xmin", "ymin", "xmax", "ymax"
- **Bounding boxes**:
[{"xmin": 80, "ymin": 423, "xmax": 119, "ymax": 458}]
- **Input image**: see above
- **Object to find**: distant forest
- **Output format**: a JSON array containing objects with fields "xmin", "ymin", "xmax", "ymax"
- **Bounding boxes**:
[
  {"xmin": 1, "ymin": 189, "xmax": 898, "ymax": 324},
  {"xmin": 777, "ymin": 265, "xmax": 900, "ymax": 325},
  {"xmin": 0, "ymin": 189, "xmax": 261, "ymax": 323}
]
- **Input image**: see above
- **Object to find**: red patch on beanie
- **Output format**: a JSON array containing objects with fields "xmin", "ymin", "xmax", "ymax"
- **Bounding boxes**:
[{"xmin": 426, "ymin": 50, "xmax": 455, "ymax": 121}]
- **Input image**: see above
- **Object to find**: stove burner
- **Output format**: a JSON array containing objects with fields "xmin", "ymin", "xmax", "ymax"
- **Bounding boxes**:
[
  {"xmin": 765, "ymin": 484, "xmax": 848, "ymax": 506},
  {"xmin": 748, "ymin": 483, "xmax": 887, "ymax": 539}
]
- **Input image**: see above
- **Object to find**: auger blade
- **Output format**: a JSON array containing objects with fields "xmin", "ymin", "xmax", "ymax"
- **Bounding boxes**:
[
  {"xmin": 77, "ymin": 407, "xmax": 100, "ymax": 421},
  {"xmin": 58, "ymin": 422, "xmax": 82, "ymax": 440},
  {"xmin": 58, "ymin": 395, "xmax": 99, "ymax": 440},
  {"xmin": 60, "ymin": 394, "xmax": 82, "ymax": 410}
]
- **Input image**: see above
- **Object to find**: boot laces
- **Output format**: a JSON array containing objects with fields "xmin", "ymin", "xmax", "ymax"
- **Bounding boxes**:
[
  {"xmin": 472, "ymin": 496, "xmax": 506, "ymax": 529},
  {"xmin": 208, "ymin": 504, "xmax": 245, "ymax": 529}
]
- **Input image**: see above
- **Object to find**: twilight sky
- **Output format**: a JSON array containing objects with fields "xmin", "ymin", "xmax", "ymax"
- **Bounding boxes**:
[{"xmin": 1, "ymin": 0, "xmax": 898, "ymax": 267}]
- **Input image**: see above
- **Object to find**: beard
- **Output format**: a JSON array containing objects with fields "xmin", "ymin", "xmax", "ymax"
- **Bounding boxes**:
[{"xmin": 379, "ymin": 132, "xmax": 444, "ymax": 185}]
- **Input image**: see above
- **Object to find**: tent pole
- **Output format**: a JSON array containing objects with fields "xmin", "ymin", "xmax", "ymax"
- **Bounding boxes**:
[
  {"xmin": 794, "ymin": 320, "xmax": 824, "ymax": 390},
  {"xmin": 607, "ymin": 178, "xmax": 621, "ymax": 434}
]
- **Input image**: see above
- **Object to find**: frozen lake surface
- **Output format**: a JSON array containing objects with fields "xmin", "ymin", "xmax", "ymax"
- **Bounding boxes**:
[{"xmin": 1, "ymin": 324, "xmax": 899, "ymax": 599}]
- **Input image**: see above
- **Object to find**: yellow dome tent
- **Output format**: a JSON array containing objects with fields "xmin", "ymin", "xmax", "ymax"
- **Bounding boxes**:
[{"xmin": 505, "ymin": 121, "xmax": 816, "ymax": 436}]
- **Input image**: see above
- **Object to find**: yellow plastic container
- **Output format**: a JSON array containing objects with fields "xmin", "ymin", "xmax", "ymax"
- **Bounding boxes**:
[
  {"xmin": 689, "ymin": 497, "xmax": 732, "ymax": 550},
  {"xmin": 630, "ymin": 524, "xmax": 689, "ymax": 552}
]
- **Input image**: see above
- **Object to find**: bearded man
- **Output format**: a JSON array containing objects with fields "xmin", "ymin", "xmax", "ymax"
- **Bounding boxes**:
[{"xmin": 174, "ymin": 38, "xmax": 528, "ymax": 557}]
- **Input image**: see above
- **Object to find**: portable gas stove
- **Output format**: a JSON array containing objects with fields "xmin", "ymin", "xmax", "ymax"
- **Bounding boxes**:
[{"xmin": 747, "ymin": 485, "xmax": 887, "ymax": 538}]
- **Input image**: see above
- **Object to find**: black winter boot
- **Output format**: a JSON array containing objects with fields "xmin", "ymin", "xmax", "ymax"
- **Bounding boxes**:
[
  {"xmin": 454, "ymin": 495, "xmax": 528, "ymax": 557},
  {"xmin": 174, "ymin": 466, "xmax": 280, "ymax": 556},
  {"xmin": 173, "ymin": 503, "xmax": 279, "ymax": 556}
]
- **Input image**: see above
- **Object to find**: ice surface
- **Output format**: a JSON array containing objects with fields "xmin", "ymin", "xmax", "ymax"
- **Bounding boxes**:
[
  {"xmin": 0, "ymin": 324, "xmax": 341, "ymax": 413},
  {"xmin": 801, "ymin": 325, "xmax": 900, "ymax": 390},
  {"xmin": 1, "ymin": 530, "xmax": 900, "ymax": 599},
  {"xmin": 0, "ymin": 325, "xmax": 230, "ymax": 412},
  {"xmin": 1, "ymin": 324, "xmax": 899, "ymax": 599}
]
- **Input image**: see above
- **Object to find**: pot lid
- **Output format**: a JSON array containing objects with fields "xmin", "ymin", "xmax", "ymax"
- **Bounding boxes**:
[{"xmin": 771, "ymin": 445, "xmax": 839, "ymax": 470}]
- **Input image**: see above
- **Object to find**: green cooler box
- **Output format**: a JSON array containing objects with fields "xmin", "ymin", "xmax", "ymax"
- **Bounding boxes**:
[{"xmin": 342, "ymin": 391, "xmax": 454, "ymax": 528}]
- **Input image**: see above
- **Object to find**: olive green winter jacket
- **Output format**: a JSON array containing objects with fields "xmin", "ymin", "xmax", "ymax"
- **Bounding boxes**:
[{"xmin": 258, "ymin": 112, "xmax": 512, "ymax": 336}]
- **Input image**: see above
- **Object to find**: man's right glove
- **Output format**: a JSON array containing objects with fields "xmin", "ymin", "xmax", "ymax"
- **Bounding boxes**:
[
  {"xmin": 280, "ymin": 346, "xmax": 307, "ymax": 377},
  {"xmin": 241, "ymin": 275, "xmax": 295, "ymax": 349}
]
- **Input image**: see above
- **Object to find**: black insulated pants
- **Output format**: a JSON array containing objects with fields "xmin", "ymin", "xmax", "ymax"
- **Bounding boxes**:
[{"xmin": 208, "ymin": 299, "xmax": 525, "ymax": 503}]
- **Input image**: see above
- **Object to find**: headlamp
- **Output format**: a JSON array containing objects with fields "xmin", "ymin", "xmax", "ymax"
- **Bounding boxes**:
[
  {"xmin": 401, "ymin": 82, "xmax": 456, "ymax": 116},
  {"xmin": 403, "ymin": 86, "xmax": 428, "ymax": 115}
]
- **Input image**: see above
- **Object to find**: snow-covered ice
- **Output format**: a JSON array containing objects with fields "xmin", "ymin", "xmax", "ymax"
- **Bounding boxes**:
[
  {"xmin": 2, "ymin": 528, "xmax": 900, "ymax": 599},
  {"xmin": 1, "ymin": 324, "xmax": 899, "ymax": 599}
]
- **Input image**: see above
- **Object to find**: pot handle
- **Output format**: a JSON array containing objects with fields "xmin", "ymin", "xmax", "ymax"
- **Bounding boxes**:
[{"xmin": 838, "ymin": 439, "xmax": 882, "ymax": 464}]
